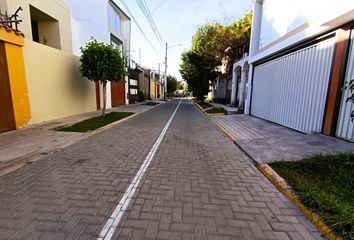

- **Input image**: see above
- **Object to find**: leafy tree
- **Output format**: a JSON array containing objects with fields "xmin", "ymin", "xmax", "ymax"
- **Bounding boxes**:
[
  {"xmin": 179, "ymin": 50, "xmax": 218, "ymax": 102},
  {"xmin": 167, "ymin": 75, "xmax": 178, "ymax": 97},
  {"xmin": 192, "ymin": 12, "xmax": 252, "ymax": 74},
  {"xmin": 179, "ymin": 12, "xmax": 252, "ymax": 102},
  {"xmin": 177, "ymin": 81, "xmax": 184, "ymax": 90},
  {"xmin": 183, "ymin": 82, "xmax": 190, "ymax": 96},
  {"xmin": 79, "ymin": 39, "xmax": 125, "ymax": 116}
]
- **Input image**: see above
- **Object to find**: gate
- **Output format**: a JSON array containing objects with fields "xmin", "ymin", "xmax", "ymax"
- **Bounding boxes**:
[
  {"xmin": 0, "ymin": 41, "xmax": 15, "ymax": 133},
  {"xmin": 111, "ymin": 81, "xmax": 125, "ymax": 107},
  {"xmin": 251, "ymin": 36, "xmax": 336, "ymax": 133},
  {"xmin": 336, "ymin": 31, "xmax": 354, "ymax": 141}
]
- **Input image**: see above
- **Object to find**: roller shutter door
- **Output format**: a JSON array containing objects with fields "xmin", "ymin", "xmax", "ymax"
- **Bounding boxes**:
[
  {"xmin": 251, "ymin": 37, "xmax": 335, "ymax": 133},
  {"xmin": 336, "ymin": 31, "xmax": 354, "ymax": 141}
]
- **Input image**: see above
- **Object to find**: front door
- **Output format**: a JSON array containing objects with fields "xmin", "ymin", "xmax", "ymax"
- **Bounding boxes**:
[{"xmin": 0, "ymin": 42, "xmax": 15, "ymax": 133}]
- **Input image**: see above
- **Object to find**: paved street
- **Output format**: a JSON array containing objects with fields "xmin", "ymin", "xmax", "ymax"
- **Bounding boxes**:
[{"xmin": 0, "ymin": 99, "xmax": 323, "ymax": 240}]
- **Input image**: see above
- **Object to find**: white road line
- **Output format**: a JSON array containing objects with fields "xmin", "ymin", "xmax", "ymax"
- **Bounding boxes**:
[{"xmin": 98, "ymin": 99, "xmax": 183, "ymax": 240}]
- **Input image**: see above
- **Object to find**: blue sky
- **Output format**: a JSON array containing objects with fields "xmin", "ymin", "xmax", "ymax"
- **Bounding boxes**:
[{"xmin": 114, "ymin": 0, "xmax": 253, "ymax": 80}]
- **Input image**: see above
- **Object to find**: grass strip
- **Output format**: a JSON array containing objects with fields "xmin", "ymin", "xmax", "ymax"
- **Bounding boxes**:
[
  {"xmin": 56, "ymin": 112, "xmax": 134, "ymax": 132},
  {"xmin": 269, "ymin": 152, "xmax": 354, "ymax": 240},
  {"xmin": 205, "ymin": 107, "xmax": 226, "ymax": 114},
  {"xmin": 192, "ymin": 98, "xmax": 212, "ymax": 109}
]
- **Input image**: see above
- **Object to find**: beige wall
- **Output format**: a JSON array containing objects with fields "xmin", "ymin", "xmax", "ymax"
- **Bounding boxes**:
[
  {"xmin": 24, "ymin": 39, "xmax": 96, "ymax": 124},
  {"xmin": 3, "ymin": 0, "xmax": 72, "ymax": 52}
]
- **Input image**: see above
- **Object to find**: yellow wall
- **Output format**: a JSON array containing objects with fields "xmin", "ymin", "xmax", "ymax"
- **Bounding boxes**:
[
  {"xmin": 150, "ymin": 79, "xmax": 156, "ymax": 99},
  {"xmin": 24, "ymin": 39, "xmax": 96, "ymax": 124},
  {"xmin": 5, "ymin": 42, "xmax": 32, "ymax": 128},
  {"xmin": 4, "ymin": 0, "xmax": 72, "ymax": 52},
  {"xmin": 0, "ymin": 27, "xmax": 31, "ymax": 129}
]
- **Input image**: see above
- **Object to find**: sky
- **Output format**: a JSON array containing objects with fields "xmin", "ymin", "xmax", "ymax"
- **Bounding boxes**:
[{"xmin": 113, "ymin": 0, "xmax": 253, "ymax": 81}]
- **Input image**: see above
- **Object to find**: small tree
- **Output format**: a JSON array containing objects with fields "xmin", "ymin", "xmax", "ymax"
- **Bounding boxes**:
[
  {"xmin": 79, "ymin": 39, "xmax": 125, "ymax": 116},
  {"xmin": 343, "ymin": 79, "xmax": 354, "ymax": 121},
  {"xmin": 167, "ymin": 75, "xmax": 178, "ymax": 98}
]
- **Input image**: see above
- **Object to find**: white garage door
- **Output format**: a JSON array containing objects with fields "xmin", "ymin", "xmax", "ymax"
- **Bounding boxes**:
[
  {"xmin": 251, "ymin": 37, "xmax": 335, "ymax": 133},
  {"xmin": 336, "ymin": 31, "xmax": 354, "ymax": 142}
]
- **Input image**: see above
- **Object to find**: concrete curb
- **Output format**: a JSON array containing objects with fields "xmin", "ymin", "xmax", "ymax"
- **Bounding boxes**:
[
  {"xmin": 0, "ymin": 102, "xmax": 164, "ymax": 177},
  {"xmin": 195, "ymin": 100, "xmax": 337, "ymax": 240},
  {"xmin": 257, "ymin": 164, "xmax": 336, "ymax": 240},
  {"xmin": 207, "ymin": 112, "xmax": 225, "ymax": 116}
]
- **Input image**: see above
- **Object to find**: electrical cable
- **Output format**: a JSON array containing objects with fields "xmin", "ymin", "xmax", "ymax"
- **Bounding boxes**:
[{"xmin": 119, "ymin": 0, "xmax": 160, "ymax": 54}]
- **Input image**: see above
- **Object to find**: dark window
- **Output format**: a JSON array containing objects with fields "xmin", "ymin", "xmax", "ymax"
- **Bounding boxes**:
[{"xmin": 31, "ymin": 20, "xmax": 39, "ymax": 43}]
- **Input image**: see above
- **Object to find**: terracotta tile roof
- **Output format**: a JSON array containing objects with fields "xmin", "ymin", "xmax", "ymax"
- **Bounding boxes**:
[{"xmin": 0, "ymin": 23, "xmax": 24, "ymax": 37}]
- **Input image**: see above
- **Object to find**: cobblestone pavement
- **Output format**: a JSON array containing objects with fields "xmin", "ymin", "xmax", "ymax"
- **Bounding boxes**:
[{"xmin": 0, "ymin": 100, "xmax": 323, "ymax": 239}]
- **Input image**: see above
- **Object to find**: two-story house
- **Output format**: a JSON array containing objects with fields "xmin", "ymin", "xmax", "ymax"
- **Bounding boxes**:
[
  {"xmin": 66, "ymin": 0, "xmax": 131, "ymax": 108},
  {"xmin": 244, "ymin": 0, "xmax": 354, "ymax": 141},
  {"xmin": 0, "ymin": 0, "xmax": 97, "ymax": 126}
]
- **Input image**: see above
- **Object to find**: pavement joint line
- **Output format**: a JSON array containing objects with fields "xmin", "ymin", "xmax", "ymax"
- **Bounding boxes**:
[
  {"xmin": 195, "ymin": 99, "xmax": 337, "ymax": 240},
  {"xmin": 98, "ymin": 99, "xmax": 183, "ymax": 240}
]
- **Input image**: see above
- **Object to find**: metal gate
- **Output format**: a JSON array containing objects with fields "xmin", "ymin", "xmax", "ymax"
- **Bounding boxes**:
[
  {"xmin": 111, "ymin": 81, "xmax": 125, "ymax": 107},
  {"xmin": 336, "ymin": 31, "xmax": 354, "ymax": 141},
  {"xmin": 0, "ymin": 42, "xmax": 16, "ymax": 133},
  {"xmin": 251, "ymin": 36, "xmax": 335, "ymax": 133}
]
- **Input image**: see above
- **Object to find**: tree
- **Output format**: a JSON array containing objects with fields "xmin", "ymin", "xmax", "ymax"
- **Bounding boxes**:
[
  {"xmin": 183, "ymin": 82, "xmax": 190, "ymax": 96},
  {"xmin": 79, "ymin": 39, "xmax": 125, "ymax": 116},
  {"xmin": 167, "ymin": 75, "xmax": 178, "ymax": 98},
  {"xmin": 177, "ymin": 81, "xmax": 184, "ymax": 90},
  {"xmin": 179, "ymin": 50, "xmax": 218, "ymax": 102},
  {"xmin": 192, "ymin": 12, "xmax": 252, "ymax": 74},
  {"xmin": 179, "ymin": 12, "xmax": 252, "ymax": 102}
]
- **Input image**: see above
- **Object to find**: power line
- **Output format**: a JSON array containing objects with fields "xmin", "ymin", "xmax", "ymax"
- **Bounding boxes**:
[
  {"xmin": 185, "ymin": 0, "xmax": 204, "ymax": 27},
  {"xmin": 135, "ymin": 0, "xmax": 163, "ymax": 42},
  {"xmin": 119, "ymin": 0, "xmax": 159, "ymax": 54},
  {"xmin": 151, "ymin": 0, "xmax": 168, "ymax": 14}
]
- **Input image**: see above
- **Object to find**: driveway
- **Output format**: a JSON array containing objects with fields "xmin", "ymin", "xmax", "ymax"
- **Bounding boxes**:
[{"xmin": 213, "ymin": 114, "xmax": 354, "ymax": 163}]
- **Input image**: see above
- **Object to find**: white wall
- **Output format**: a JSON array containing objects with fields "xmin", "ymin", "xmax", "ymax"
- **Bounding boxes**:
[
  {"xmin": 259, "ymin": 0, "xmax": 354, "ymax": 49},
  {"xmin": 65, "ymin": 0, "xmax": 109, "ymax": 55}
]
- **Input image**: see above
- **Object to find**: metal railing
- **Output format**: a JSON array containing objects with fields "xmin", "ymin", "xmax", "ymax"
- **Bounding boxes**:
[{"xmin": 0, "ymin": 7, "xmax": 22, "ymax": 31}]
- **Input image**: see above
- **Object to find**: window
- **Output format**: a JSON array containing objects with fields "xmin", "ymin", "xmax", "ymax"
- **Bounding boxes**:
[
  {"xmin": 108, "ymin": 4, "xmax": 121, "ymax": 34},
  {"xmin": 130, "ymin": 79, "xmax": 138, "ymax": 86},
  {"xmin": 29, "ymin": 5, "xmax": 61, "ymax": 49},
  {"xmin": 110, "ymin": 34, "xmax": 123, "ymax": 54},
  {"xmin": 130, "ymin": 89, "xmax": 138, "ymax": 95}
]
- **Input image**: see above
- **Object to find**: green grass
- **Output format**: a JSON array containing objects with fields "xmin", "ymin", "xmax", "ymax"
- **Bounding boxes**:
[
  {"xmin": 192, "ymin": 98, "xmax": 212, "ymax": 109},
  {"xmin": 205, "ymin": 107, "xmax": 226, "ymax": 114},
  {"xmin": 56, "ymin": 112, "xmax": 134, "ymax": 132},
  {"xmin": 269, "ymin": 153, "xmax": 354, "ymax": 239}
]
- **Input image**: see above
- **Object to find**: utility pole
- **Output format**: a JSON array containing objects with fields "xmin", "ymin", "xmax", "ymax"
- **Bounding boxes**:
[
  {"xmin": 139, "ymin": 48, "xmax": 141, "ymax": 65},
  {"xmin": 164, "ymin": 42, "xmax": 168, "ymax": 100}
]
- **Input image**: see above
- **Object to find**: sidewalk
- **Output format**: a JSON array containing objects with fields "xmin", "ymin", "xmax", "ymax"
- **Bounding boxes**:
[
  {"xmin": 212, "ymin": 114, "xmax": 354, "ymax": 163},
  {"xmin": 0, "ymin": 101, "xmax": 163, "ymax": 175}
]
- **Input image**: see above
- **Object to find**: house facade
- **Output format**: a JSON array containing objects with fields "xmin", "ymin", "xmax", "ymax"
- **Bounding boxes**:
[
  {"xmin": 150, "ymin": 71, "xmax": 163, "ymax": 100},
  {"xmin": 244, "ymin": 0, "xmax": 354, "ymax": 141},
  {"xmin": 66, "ymin": 0, "xmax": 131, "ymax": 108},
  {"xmin": 0, "ymin": 0, "xmax": 96, "ymax": 130}
]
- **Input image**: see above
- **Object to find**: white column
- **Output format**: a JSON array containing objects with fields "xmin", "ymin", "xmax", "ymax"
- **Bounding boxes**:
[
  {"xmin": 249, "ymin": 0, "xmax": 262, "ymax": 57},
  {"xmin": 230, "ymin": 67, "xmax": 237, "ymax": 105},
  {"xmin": 244, "ymin": 64, "xmax": 253, "ymax": 114},
  {"xmin": 106, "ymin": 81, "xmax": 112, "ymax": 109},
  {"xmin": 238, "ymin": 68, "xmax": 248, "ymax": 109},
  {"xmin": 245, "ymin": 0, "xmax": 263, "ymax": 114}
]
